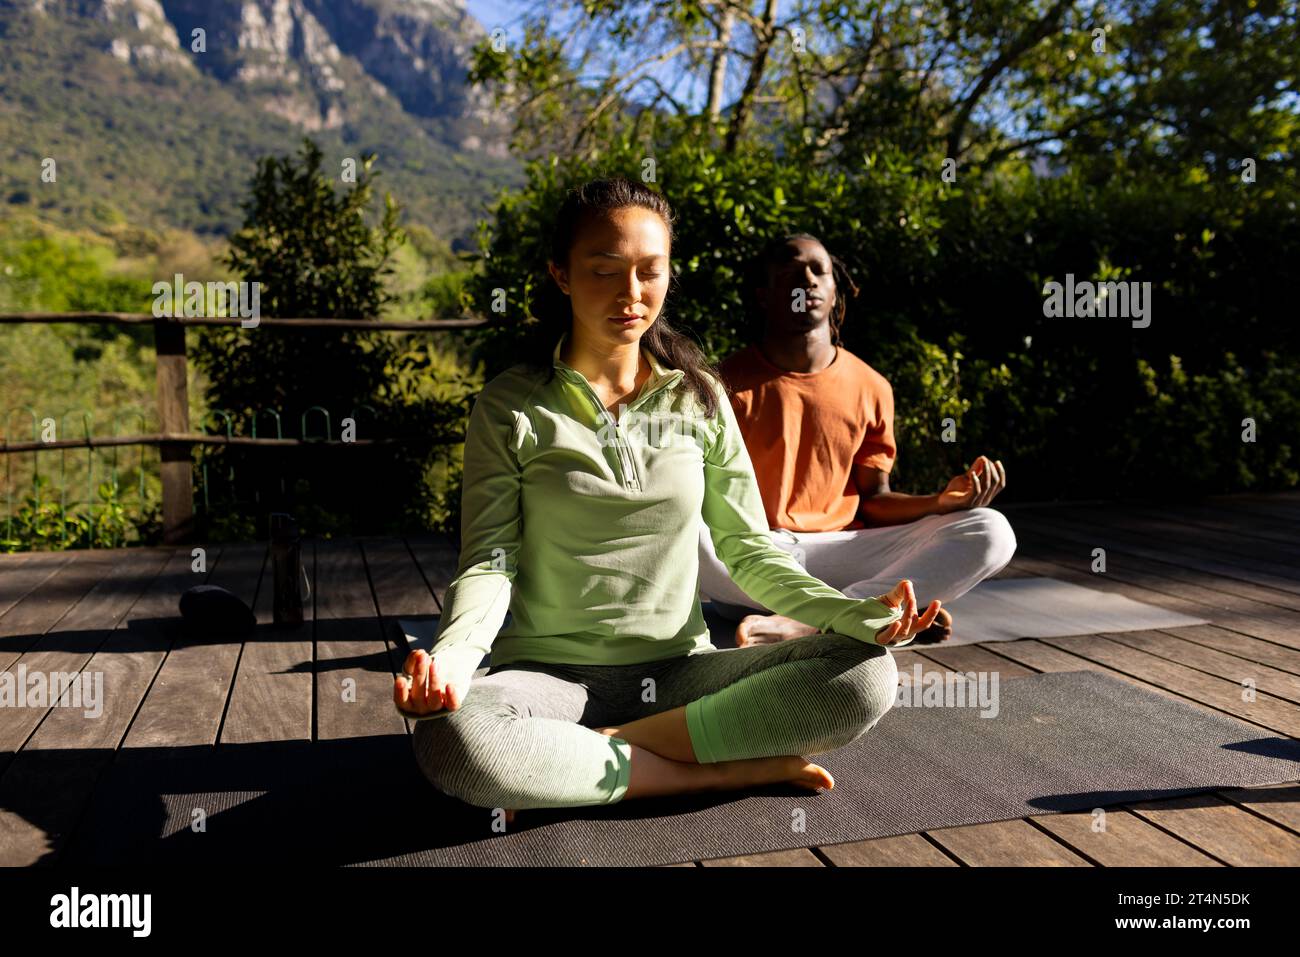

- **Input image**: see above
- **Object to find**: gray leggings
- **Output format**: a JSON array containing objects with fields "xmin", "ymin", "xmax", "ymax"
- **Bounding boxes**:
[{"xmin": 412, "ymin": 632, "xmax": 898, "ymax": 810}]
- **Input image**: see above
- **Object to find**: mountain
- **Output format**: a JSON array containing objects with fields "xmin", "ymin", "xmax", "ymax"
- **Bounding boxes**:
[{"xmin": 0, "ymin": 0, "xmax": 521, "ymax": 245}]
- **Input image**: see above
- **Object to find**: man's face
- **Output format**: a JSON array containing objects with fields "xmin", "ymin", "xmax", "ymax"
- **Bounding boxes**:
[{"xmin": 756, "ymin": 239, "xmax": 835, "ymax": 335}]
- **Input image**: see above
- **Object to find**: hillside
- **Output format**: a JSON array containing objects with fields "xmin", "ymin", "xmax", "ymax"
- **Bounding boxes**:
[{"xmin": 0, "ymin": 0, "xmax": 521, "ymax": 244}]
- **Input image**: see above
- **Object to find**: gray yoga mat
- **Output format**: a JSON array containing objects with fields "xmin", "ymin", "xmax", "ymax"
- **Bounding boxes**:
[
  {"xmin": 938, "ymin": 577, "xmax": 1207, "ymax": 644},
  {"xmin": 704, "ymin": 577, "xmax": 1208, "ymax": 647},
  {"xmin": 362, "ymin": 669, "xmax": 1300, "ymax": 867}
]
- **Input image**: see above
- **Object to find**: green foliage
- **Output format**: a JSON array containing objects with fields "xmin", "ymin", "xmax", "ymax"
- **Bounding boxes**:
[
  {"xmin": 191, "ymin": 138, "xmax": 480, "ymax": 538},
  {"xmin": 0, "ymin": 475, "xmax": 159, "ymax": 552},
  {"xmin": 467, "ymin": 125, "xmax": 1299, "ymax": 501},
  {"xmin": 223, "ymin": 139, "xmax": 404, "ymax": 320},
  {"xmin": 0, "ymin": 217, "xmax": 176, "ymax": 548},
  {"xmin": 1128, "ymin": 352, "xmax": 1300, "ymax": 492}
]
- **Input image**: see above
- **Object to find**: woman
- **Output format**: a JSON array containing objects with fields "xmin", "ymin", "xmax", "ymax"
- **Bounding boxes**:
[{"xmin": 393, "ymin": 179, "xmax": 941, "ymax": 815}]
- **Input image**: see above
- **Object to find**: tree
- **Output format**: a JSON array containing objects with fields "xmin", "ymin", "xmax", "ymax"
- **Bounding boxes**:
[
  {"xmin": 192, "ymin": 138, "xmax": 457, "ymax": 538},
  {"xmin": 468, "ymin": 1, "xmax": 1298, "ymax": 183}
]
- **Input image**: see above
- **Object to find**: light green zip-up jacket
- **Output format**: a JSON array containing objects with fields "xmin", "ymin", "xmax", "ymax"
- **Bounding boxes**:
[{"xmin": 424, "ymin": 334, "xmax": 907, "ymax": 694}]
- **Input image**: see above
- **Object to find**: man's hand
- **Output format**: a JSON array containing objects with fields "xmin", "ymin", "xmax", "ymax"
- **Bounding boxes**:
[
  {"xmin": 394, "ymin": 649, "xmax": 469, "ymax": 718},
  {"xmin": 873, "ymin": 579, "xmax": 943, "ymax": 646},
  {"xmin": 937, "ymin": 455, "xmax": 1006, "ymax": 513}
]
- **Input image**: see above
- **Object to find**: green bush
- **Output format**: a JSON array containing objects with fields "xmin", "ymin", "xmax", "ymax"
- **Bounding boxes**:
[
  {"xmin": 0, "ymin": 475, "xmax": 159, "ymax": 552},
  {"xmin": 466, "ymin": 130, "xmax": 1298, "ymax": 503}
]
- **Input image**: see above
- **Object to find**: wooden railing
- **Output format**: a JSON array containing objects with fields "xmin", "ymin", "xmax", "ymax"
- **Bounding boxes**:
[{"xmin": 1, "ymin": 312, "xmax": 493, "ymax": 544}]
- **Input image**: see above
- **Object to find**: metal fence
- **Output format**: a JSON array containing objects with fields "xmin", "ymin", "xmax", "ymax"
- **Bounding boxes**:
[{"xmin": 0, "ymin": 312, "xmax": 489, "ymax": 548}]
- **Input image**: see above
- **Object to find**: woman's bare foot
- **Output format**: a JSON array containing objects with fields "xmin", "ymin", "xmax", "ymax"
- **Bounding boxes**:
[
  {"xmin": 909, "ymin": 606, "xmax": 953, "ymax": 644},
  {"xmin": 727, "ymin": 755, "xmax": 834, "ymax": 793},
  {"xmin": 736, "ymin": 614, "xmax": 819, "ymax": 647},
  {"xmin": 595, "ymin": 727, "xmax": 833, "ymax": 797}
]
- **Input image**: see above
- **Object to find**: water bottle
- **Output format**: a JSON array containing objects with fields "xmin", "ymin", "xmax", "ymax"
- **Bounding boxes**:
[{"xmin": 270, "ymin": 512, "xmax": 305, "ymax": 627}]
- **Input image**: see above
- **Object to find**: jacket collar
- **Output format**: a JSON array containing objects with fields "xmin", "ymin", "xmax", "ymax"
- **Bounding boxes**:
[{"xmin": 552, "ymin": 332, "xmax": 681, "ymax": 395}]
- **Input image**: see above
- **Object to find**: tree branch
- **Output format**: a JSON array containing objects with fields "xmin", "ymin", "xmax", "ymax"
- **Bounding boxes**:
[{"xmin": 944, "ymin": 0, "xmax": 1074, "ymax": 161}]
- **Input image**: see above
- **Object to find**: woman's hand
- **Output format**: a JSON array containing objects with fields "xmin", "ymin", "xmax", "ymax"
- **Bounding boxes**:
[
  {"xmin": 394, "ymin": 648, "xmax": 468, "ymax": 718},
  {"xmin": 873, "ymin": 579, "xmax": 942, "ymax": 646}
]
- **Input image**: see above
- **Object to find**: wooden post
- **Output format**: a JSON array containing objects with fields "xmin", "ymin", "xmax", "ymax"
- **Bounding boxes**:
[{"xmin": 154, "ymin": 318, "xmax": 194, "ymax": 543}]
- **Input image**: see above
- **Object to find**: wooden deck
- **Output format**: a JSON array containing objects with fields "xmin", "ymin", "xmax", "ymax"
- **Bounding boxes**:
[{"xmin": 2, "ymin": 493, "xmax": 1299, "ymax": 866}]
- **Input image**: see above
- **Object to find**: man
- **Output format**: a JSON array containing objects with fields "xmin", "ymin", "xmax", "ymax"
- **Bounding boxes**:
[{"xmin": 699, "ymin": 233, "xmax": 1017, "ymax": 645}]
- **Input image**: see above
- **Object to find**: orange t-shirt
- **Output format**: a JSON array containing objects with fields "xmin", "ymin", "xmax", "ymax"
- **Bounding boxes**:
[{"xmin": 719, "ymin": 344, "xmax": 895, "ymax": 533}]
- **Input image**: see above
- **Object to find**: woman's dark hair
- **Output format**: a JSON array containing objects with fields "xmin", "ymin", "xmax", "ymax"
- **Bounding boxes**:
[
  {"xmin": 528, "ymin": 177, "xmax": 720, "ymax": 417},
  {"xmin": 747, "ymin": 232, "xmax": 860, "ymax": 346}
]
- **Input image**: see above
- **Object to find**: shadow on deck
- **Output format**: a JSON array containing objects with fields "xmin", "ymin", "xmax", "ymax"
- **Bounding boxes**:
[{"xmin": 2, "ymin": 492, "xmax": 1299, "ymax": 866}]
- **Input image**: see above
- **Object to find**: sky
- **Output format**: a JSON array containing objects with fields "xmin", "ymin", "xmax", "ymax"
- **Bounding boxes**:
[{"xmin": 464, "ymin": 0, "xmax": 530, "ymax": 42}]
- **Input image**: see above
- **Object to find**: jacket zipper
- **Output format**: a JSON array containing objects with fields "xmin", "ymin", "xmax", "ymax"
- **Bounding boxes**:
[{"xmin": 561, "ymin": 368, "xmax": 683, "ymax": 491}]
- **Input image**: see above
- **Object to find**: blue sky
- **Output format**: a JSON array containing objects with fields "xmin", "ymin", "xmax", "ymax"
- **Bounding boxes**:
[{"xmin": 465, "ymin": 0, "xmax": 529, "ymax": 42}]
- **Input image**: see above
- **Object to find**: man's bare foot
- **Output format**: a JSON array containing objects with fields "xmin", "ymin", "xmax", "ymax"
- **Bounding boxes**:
[
  {"xmin": 909, "ymin": 606, "xmax": 953, "ymax": 644},
  {"xmin": 736, "ymin": 614, "xmax": 819, "ymax": 647}
]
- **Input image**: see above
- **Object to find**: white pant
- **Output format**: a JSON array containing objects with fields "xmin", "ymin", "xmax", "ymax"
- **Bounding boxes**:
[{"xmin": 698, "ymin": 507, "xmax": 1018, "ymax": 613}]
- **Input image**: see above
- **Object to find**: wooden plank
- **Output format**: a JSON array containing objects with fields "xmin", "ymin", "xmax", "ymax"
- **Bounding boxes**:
[
  {"xmin": 0, "ymin": 548, "xmax": 173, "ymax": 767},
  {"xmin": 360, "ymin": 538, "xmax": 443, "ymax": 736},
  {"xmin": 221, "ymin": 542, "xmax": 313, "ymax": 745},
  {"xmin": 1155, "ymin": 624, "xmax": 1300, "ymax": 674},
  {"xmin": 0, "ymin": 551, "xmax": 131, "ymax": 671},
  {"xmin": 0, "ymin": 552, "xmax": 72, "ymax": 618},
  {"xmin": 818, "ymin": 832, "xmax": 958, "ymax": 866},
  {"xmin": 909, "ymin": 643, "xmax": 1037, "ymax": 679},
  {"xmin": 1051, "ymin": 504, "xmax": 1300, "ymax": 567},
  {"xmin": 1011, "ymin": 517, "xmax": 1300, "ymax": 612},
  {"xmin": 1209, "ymin": 496, "xmax": 1300, "ymax": 525},
  {"xmin": 0, "ymin": 546, "xmax": 175, "ymax": 865},
  {"xmin": 1099, "ymin": 628, "xmax": 1300, "ymax": 706},
  {"xmin": 122, "ymin": 544, "xmax": 264, "ymax": 749},
  {"xmin": 406, "ymin": 534, "xmax": 459, "ymax": 609},
  {"xmin": 1030, "ymin": 809, "xmax": 1223, "ymax": 866},
  {"xmin": 1008, "ymin": 530, "xmax": 1300, "ymax": 642},
  {"xmin": 1010, "ymin": 510, "xmax": 1300, "ymax": 603},
  {"xmin": 154, "ymin": 318, "xmax": 194, "ymax": 544},
  {"xmin": 4, "ymin": 548, "xmax": 201, "ymax": 865},
  {"xmin": 361, "ymin": 538, "xmax": 440, "ymax": 645},
  {"xmin": 314, "ymin": 539, "xmax": 405, "ymax": 740},
  {"xmin": 1139, "ymin": 503, "xmax": 1300, "ymax": 551},
  {"xmin": 1213, "ymin": 782, "xmax": 1300, "ymax": 834},
  {"xmin": 1124, "ymin": 793, "xmax": 1300, "ymax": 866},
  {"xmin": 925, "ymin": 818, "xmax": 1092, "ymax": 865},
  {"xmin": 1041, "ymin": 634, "xmax": 1300, "ymax": 738},
  {"xmin": 700, "ymin": 848, "xmax": 825, "ymax": 866},
  {"xmin": 891, "ymin": 649, "xmax": 972, "ymax": 686},
  {"xmin": 1006, "ymin": 547, "xmax": 1300, "ymax": 649}
]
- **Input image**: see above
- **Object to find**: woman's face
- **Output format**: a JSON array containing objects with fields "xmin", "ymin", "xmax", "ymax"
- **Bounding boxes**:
[
  {"xmin": 756, "ymin": 238, "xmax": 836, "ymax": 335},
  {"xmin": 549, "ymin": 206, "xmax": 671, "ymax": 351}
]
